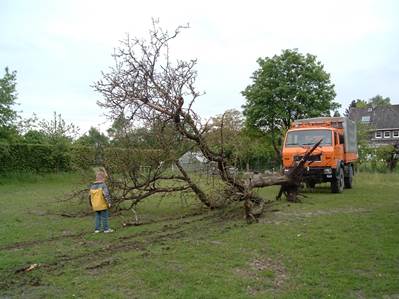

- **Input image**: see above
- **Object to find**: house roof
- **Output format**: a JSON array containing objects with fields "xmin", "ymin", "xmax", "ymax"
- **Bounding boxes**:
[{"xmin": 349, "ymin": 104, "xmax": 399, "ymax": 130}]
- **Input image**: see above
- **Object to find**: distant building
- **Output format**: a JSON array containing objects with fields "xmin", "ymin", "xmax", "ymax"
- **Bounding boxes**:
[
  {"xmin": 349, "ymin": 104, "xmax": 399, "ymax": 146},
  {"xmin": 178, "ymin": 151, "xmax": 209, "ymax": 172},
  {"xmin": 177, "ymin": 151, "xmax": 237, "ymax": 175}
]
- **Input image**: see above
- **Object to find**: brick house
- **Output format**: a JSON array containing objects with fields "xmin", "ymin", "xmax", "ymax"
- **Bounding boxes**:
[{"xmin": 348, "ymin": 104, "xmax": 399, "ymax": 146}]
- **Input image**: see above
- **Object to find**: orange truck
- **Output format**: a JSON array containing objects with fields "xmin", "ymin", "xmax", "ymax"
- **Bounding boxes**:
[{"xmin": 282, "ymin": 117, "xmax": 358, "ymax": 193}]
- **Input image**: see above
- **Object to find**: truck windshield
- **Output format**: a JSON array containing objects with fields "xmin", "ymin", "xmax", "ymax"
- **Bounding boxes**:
[{"xmin": 285, "ymin": 129, "xmax": 332, "ymax": 147}]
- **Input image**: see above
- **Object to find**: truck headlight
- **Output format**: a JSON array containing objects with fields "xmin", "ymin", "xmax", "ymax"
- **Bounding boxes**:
[{"xmin": 323, "ymin": 168, "xmax": 332, "ymax": 174}]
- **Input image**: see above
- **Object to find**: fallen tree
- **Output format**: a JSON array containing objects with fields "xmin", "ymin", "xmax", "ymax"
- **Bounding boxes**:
[{"xmin": 92, "ymin": 20, "xmax": 320, "ymax": 222}]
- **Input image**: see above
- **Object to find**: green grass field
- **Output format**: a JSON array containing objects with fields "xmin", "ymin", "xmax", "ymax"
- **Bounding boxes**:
[{"xmin": 1, "ymin": 172, "xmax": 399, "ymax": 298}]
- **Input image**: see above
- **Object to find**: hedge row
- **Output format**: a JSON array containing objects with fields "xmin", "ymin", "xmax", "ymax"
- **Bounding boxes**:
[
  {"xmin": 0, "ymin": 143, "xmax": 96, "ymax": 173},
  {"xmin": 0, "ymin": 143, "xmax": 166, "ymax": 173},
  {"xmin": 0, "ymin": 142, "xmax": 279, "ymax": 174}
]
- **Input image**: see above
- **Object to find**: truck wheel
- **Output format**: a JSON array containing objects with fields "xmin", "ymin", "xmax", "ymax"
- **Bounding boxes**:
[
  {"xmin": 331, "ymin": 167, "xmax": 344, "ymax": 193},
  {"xmin": 344, "ymin": 165, "xmax": 353, "ymax": 189}
]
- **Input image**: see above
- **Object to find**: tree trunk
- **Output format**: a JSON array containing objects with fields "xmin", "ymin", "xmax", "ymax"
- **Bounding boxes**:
[{"xmin": 174, "ymin": 160, "xmax": 212, "ymax": 207}]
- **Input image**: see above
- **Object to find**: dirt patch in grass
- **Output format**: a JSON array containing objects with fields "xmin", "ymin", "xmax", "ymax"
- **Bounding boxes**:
[
  {"xmin": 0, "ymin": 232, "xmax": 86, "ymax": 251},
  {"xmin": 2, "ymin": 212, "xmax": 216, "ymax": 292},
  {"xmin": 259, "ymin": 207, "xmax": 370, "ymax": 225},
  {"xmin": 85, "ymin": 258, "xmax": 122, "ymax": 275},
  {"xmin": 235, "ymin": 257, "xmax": 288, "ymax": 296},
  {"xmin": 1, "ymin": 211, "xmax": 213, "ymax": 252}
]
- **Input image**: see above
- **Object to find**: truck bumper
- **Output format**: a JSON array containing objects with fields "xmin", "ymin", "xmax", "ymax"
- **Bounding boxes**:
[{"xmin": 284, "ymin": 167, "xmax": 335, "ymax": 182}]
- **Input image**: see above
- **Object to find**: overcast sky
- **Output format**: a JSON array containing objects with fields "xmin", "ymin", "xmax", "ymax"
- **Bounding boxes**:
[{"xmin": 1, "ymin": 0, "xmax": 398, "ymax": 134}]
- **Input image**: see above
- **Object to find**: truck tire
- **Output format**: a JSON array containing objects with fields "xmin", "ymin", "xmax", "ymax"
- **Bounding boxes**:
[
  {"xmin": 344, "ymin": 165, "xmax": 353, "ymax": 189},
  {"xmin": 331, "ymin": 167, "xmax": 344, "ymax": 193}
]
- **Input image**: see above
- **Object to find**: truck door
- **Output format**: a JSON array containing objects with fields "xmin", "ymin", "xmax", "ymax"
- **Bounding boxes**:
[{"xmin": 334, "ymin": 132, "xmax": 344, "ymax": 162}]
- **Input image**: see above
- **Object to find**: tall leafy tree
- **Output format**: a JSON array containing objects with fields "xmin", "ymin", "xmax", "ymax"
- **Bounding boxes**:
[
  {"xmin": 368, "ymin": 94, "xmax": 391, "ymax": 107},
  {"xmin": 38, "ymin": 112, "xmax": 80, "ymax": 144},
  {"xmin": 0, "ymin": 67, "xmax": 17, "ymax": 126},
  {"xmin": 76, "ymin": 127, "xmax": 109, "ymax": 147},
  {"xmin": 75, "ymin": 127, "xmax": 109, "ymax": 165},
  {"xmin": 106, "ymin": 113, "xmax": 130, "ymax": 145},
  {"xmin": 242, "ymin": 49, "xmax": 339, "ymax": 159},
  {"xmin": 0, "ymin": 67, "xmax": 19, "ymax": 142},
  {"xmin": 205, "ymin": 109, "xmax": 276, "ymax": 170},
  {"xmin": 107, "ymin": 113, "xmax": 168, "ymax": 148},
  {"xmin": 344, "ymin": 95, "xmax": 391, "ymax": 116},
  {"xmin": 344, "ymin": 99, "xmax": 367, "ymax": 116},
  {"xmin": 353, "ymin": 99, "xmax": 368, "ymax": 108}
]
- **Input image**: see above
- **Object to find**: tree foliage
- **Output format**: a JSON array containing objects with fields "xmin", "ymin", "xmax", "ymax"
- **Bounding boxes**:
[
  {"xmin": 368, "ymin": 95, "xmax": 391, "ymax": 107},
  {"xmin": 345, "ymin": 95, "xmax": 391, "ymax": 116},
  {"xmin": 0, "ymin": 143, "xmax": 96, "ymax": 173},
  {"xmin": 204, "ymin": 109, "xmax": 243, "ymax": 159},
  {"xmin": 37, "ymin": 112, "xmax": 80, "ymax": 144},
  {"xmin": 242, "ymin": 49, "xmax": 339, "ymax": 157},
  {"xmin": 205, "ymin": 109, "xmax": 276, "ymax": 170},
  {"xmin": 0, "ymin": 67, "xmax": 19, "ymax": 142},
  {"xmin": 76, "ymin": 127, "xmax": 109, "ymax": 147},
  {"xmin": 0, "ymin": 67, "xmax": 18, "ymax": 127},
  {"xmin": 106, "ymin": 114, "xmax": 171, "ymax": 149},
  {"xmin": 22, "ymin": 130, "xmax": 48, "ymax": 144}
]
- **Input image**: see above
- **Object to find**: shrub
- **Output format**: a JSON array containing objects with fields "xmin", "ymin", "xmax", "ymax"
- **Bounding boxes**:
[
  {"xmin": 0, "ymin": 143, "xmax": 96, "ymax": 173},
  {"xmin": 357, "ymin": 144, "xmax": 396, "ymax": 173}
]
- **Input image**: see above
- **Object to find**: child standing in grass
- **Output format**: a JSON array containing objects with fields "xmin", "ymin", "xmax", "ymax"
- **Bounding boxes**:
[{"xmin": 89, "ymin": 170, "xmax": 113, "ymax": 233}]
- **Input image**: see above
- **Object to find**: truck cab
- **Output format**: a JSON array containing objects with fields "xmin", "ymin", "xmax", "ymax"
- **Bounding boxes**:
[{"xmin": 282, "ymin": 117, "xmax": 358, "ymax": 193}]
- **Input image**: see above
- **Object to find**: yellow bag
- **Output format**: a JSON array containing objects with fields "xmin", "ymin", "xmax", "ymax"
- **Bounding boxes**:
[{"xmin": 90, "ymin": 189, "xmax": 108, "ymax": 211}]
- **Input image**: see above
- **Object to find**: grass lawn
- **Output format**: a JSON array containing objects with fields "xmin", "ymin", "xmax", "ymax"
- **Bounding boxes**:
[{"xmin": 0, "ymin": 172, "xmax": 398, "ymax": 298}]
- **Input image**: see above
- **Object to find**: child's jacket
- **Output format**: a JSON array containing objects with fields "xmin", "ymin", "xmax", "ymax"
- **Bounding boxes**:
[{"xmin": 90, "ymin": 182, "xmax": 112, "ymax": 211}]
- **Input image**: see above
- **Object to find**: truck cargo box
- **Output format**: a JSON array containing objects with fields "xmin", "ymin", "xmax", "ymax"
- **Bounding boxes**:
[{"xmin": 292, "ymin": 117, "xmax": 357, "ymax": 154}]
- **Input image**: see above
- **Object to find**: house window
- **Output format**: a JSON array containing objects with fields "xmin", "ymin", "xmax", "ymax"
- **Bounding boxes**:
[
  {"xmin": 361, "ymin": 116, "xmax": 370, "ymax": 123},
  {"xmin": 367, "ymin": 107, "xmax": 373, "ymax": 112},
  {"xmin": 393, "ymin": 131, "xmax": 399, "ymax": 138},
  {"xmin": 375, "ymin": 131, "xmax": 382, "ymax": 139},
  {"xmin": 384, "ymin": 131, "xmax": 391, "ymax": 138}
]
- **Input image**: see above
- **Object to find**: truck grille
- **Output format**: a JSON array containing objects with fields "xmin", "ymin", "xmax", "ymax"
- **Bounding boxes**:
[{"xmin": 294, "ymin": 154, "xmax": 321, "ymax": 162}]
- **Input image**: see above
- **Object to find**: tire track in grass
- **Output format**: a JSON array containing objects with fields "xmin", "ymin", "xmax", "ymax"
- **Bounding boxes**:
[
  {"xmin": 1, "ymin": 212, "xmax": 218, "ymax": 291},
  {"xmin": 0, "ymin": 210, "xmax": 211, "ymax": 251}
]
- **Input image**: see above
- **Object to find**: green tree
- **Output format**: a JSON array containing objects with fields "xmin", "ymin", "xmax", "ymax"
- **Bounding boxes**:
[
  {"xmin": 22, "ymin": 130, "xmax": 49, "ymax": 144},
  {"xmin": 344, "ymin": 99, "xmax": 367, "ymax": 116},
  {"xmin": 205, "ymin": 109, "xmax": 243, "ymax": 146},
  {"xmin": 38, "ymin": 112, "xmax": 79, "ymax": 144},
  {"xmin": 107, "ymin": 113, "xmax": 164, "ymax": 148},
  {"xmin": 204, "ymin": 109, "xmax": 276, "ymax": 170},
  {"xmin": 345, "ymin": 96, "xmax": 391, "ymax": 117},
  {"xmin": 76, "ymin": 127, "xmax": 109, "ymax": 147},
  {"xmin": 353, "ymin": 99, "xmax": 368, "ymax": 108},
  {"xmin": 204, "ymin": 109, "xmax": 244, "ymax": 162},
  {"xmin": 0, "ymin": 67, "xmax": 17, "ymax": 126},
  {"xmin": 368, "ymin": 95, "xmax": 391, "ymax": 107},
  {"xmin": 75, "ymin": 127, "xmax": 109, "ymax": 166},
  {"xmin": 107, "ymin": 113, "xmax": 130, "ymax": 145},
  {"xmin": 242, "ymin": 49, "xmax": 339, "ymax": 158},
  {"xmin": 0, "ymin": 67, "xmax": 19, "ymax": 142}
]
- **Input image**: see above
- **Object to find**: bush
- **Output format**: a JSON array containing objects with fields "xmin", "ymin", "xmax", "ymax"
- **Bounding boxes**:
[
  {"xmin": 0, "ymin": 143, "xmax": 96, "ymax": 173},
  {"xmin": 357, "ymin": 145, "xmax": 396, "ymax": 173},
  {"xmin": 70, "ymin": 145, "xmax": 96, "ymax": 170},
  {"xmin": 0, "ymin": 143, "xmax": 169, "ymax": 174},
  {"xmin": 103, "ymin": 147, "xmax": 166, "ymax": 175}
]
